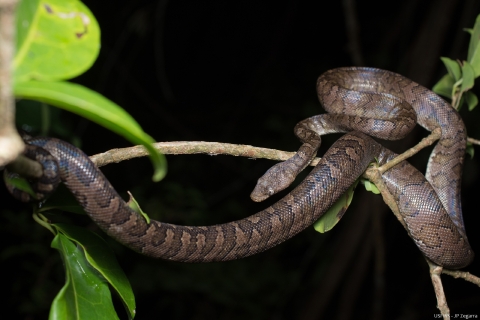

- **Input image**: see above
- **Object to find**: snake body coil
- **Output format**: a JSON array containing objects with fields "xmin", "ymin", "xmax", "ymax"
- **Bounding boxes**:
[{"xmin": 10, "ymin": 67, "xmax": 474, "ymax": 268}]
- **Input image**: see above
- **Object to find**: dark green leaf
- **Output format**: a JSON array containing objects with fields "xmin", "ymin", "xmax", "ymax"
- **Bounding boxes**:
[
  {"xmin": 53, "ymin": 223, "xmax": 136, "ymax": 319},
  {"xmin": 14, "ymin": 80, "xmax": 167, "ymax": 181},
  {"xmin": 50, "ymin": 233, "xmax": 120, "ymax": 320}
]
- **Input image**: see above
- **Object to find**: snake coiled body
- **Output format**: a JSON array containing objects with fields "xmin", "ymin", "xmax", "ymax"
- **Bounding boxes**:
[{"xmin": 10, "ymin": 67, "xmax": 474, "ymax": 268}]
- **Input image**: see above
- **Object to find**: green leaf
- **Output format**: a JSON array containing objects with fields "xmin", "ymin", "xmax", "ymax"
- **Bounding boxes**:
[
  {"xmin": 460, "ymin": 61, "xmax": 475, "ymax": 93},
  {"xmin": 3, "ymin": 174, "xmax": 37, "ymax": 199},
  {"xmin": 467, "ymin": 14, "xmax": 480, "ymax": 76},
  {"xmin": 440, "ymin": 57, "xmax": 461, "ymax": 81},
  {"xmin": 314, "ymin": 180, "xmax": 358, "ymax": 233},
  {"xmin": 14, "ymin": 0, "xmax": 100, "ymax": 82},
  {"xmin": 50, "ymin": 233, "xmax": 120, "ymax": 320},
  {"xmin": 363, "ymin": 180, "xmax": 380, "ymax": 194},
  {"xmin": 53, "ymin": 223, "xmax": 136, "ymax": 319},
  {"xmin": 466, "ymin": 143, "xmax": 475, "ymax": 159},
  {"xmin": 127, "ymin": 191, "xmax": 150, "ymax": 224},
  {"xmin": 14, "ymin": 80, "xmax": 167, "ymax": 181},
  {"xmin": 432, "ymin": 74, "xmax": 454, "ymax": 98},
  {"xmin": 465, "ymin": 91, "xmax": 478, "ymax": 111}
]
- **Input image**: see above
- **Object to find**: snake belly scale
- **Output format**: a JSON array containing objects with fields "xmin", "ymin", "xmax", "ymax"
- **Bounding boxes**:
[{"xmin": 9, "ymin": 67, "xmax": 474, "ymax": 268}]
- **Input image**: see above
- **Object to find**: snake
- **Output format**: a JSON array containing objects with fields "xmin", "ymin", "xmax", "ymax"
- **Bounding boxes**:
[{"xmin": 4, "ymin": 67, "xmax": 474, "ymax": 268}]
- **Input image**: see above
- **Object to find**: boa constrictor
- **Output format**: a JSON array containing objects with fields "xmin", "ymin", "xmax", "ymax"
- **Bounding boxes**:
[{"xmin": 6, "ymin": 67, "xmax": 474, "ymax": 269}]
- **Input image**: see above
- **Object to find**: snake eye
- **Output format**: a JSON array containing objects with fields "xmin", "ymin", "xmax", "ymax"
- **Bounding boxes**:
[{"xmin": 268, "ymin": 187, "xmax": 275, "ymax": 196}]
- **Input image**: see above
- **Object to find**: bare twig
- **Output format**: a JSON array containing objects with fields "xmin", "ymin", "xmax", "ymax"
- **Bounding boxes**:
[
  {"xmin": 0, "ymin": 0, "xmax": 23, "ymax": 166},
  {"xmin": 422, "ymin": 259, "xmax": 480, "ymax": 319},
  {"xmin": 467, "ymin": 136, "xmax": 480, "ymax": 146},
  {"xmin": 87, "ymin": 122, "xmax": 477, "ymax": 318},
  {"xmin": 442, "ymin": 268, "xmax": 480, "ymax": 286},
  {"xmin": 378, "ymin": 128, "xmax": 441, "ymax": 174},
  {"xmin": 90, "ymin": 141, "xmax": 320, "ymax": 168},
  {"xmin": 427, "ymin": 261, "xmax": 450, "ymax": 319}
]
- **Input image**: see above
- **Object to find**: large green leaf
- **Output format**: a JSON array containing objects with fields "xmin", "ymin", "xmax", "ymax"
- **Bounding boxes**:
[
  {"xmin": 14, "ymin": 80, "xmax": 167, "ymax": 181},
  {"xmin": 50, "ymin": 233, "xmax": 120, "ymax": 320},
  {"xmin": 15, "ymin": 0, "xmax": 100, "ymax": 82},
  {"xmin": 53, "ymin": 223, "xmax": 136, "ymax": 319},
  {"xmin": 467, "ymin": 14, "xmax": 480, "ymax": 76}
]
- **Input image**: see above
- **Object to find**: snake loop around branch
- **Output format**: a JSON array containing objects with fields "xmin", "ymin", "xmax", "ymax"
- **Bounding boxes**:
[{"xmin": 5, "ymin": 67, "xmax": 474, "ymax": 268}]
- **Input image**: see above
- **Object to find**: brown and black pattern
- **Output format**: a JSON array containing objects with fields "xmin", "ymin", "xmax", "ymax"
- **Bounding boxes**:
[
  {"xmin": 252, "ymin": 67, "xmax": 472, "ymax": 268},
  {"xmin": 6, "ymin": 67, "xmax": 474, "ymax": 268}
]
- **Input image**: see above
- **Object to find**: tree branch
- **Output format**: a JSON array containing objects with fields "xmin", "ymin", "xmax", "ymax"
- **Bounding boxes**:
[
  {"xmin": 377, "ymin": 128, "xmax": 441, "ymax": 174},
  {"xmin": 87, "ymin": 133, "xmax": 479, "ymax": 318},
  {"xmin": 467, "ymin": 136, "xmax": 480, "ymax": 146},
  {"xmin": 90, "ymin": 141, "xmax": 320, "ymax": 168},
  {"xmin": 427, "ymin": 261, "xmax": 450, "ymax": 319},
  {"xmin": 0, "ymin": 0, "xmax": 23, "ymax": 166},
  {"xmin": 441, "ymin": 268, "xmax": 480, "ymax": 286}
]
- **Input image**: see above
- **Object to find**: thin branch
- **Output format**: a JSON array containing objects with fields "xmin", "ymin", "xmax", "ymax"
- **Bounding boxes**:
[
  {"xmin": 88, "ymin": 129, "xmax": 480, "ymax": 316},
  {"xmin": 90, "ymin": 129, "xmax": 441, "ymax": 177},
  {"xmin": 378, "ymin": 128, "xmax": 441, "ymax": 174},
  {"xmin": 90, "ymin": 141, "xmax": 319, "ymax": 168},
  {"xmin": 442, "ymin": 268, "xmax": 480, "ymax": 286},
  {"xmin": 427, "ymin": 261, "xmax": 450, "ymax": 319},
  {"xmin": 467, "ymin": 136, "xmax": 480, "ymax": 146},
  {"xmin": 0, "ymin": 0, "xmax": 23, "ymax": 166}
]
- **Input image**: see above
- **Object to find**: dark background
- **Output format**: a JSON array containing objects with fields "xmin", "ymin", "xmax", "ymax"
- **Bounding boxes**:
[{"xmin": 2, "ymin": 0, "xmax": 480, "ymax": 319}]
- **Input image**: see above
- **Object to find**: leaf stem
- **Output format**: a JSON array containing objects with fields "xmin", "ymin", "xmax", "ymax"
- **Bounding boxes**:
[{"xmin": 32, "ymin": 212, "xmax": 56, "ymax": 235}]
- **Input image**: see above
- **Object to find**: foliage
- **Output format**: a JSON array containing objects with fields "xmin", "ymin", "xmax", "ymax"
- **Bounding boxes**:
[
  {"xmin": 433, "ymin": 14, "xmax": 480, "ymax": 111},
  {"xmin": 6, "ymin": 2, "xmax": 480, "ymax": 318},
  {"xmin": 9, "ymin": 0, "xmax": 171, "ymax": 318},
  {"xmin": 315, "ymin": 14, "xmax": 480, "ymax": 234},
  {"xmin": 13, "ymin": 0, "xmax": 166, "ymax": 182},
  {"xmin": 49, "ymin": 223, "xmax": 136, "ymax": 319}
]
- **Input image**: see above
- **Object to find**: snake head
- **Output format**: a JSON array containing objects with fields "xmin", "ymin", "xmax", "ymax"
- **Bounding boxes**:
[{"xmin": 250, "ymin": 162, "xmax": 297, "ymax": 202}]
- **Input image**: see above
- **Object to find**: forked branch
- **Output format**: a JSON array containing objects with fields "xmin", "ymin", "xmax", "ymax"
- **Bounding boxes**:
[{"xmin": 85, "ymin": 130, "xmax": 479, "ymax": 318}]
